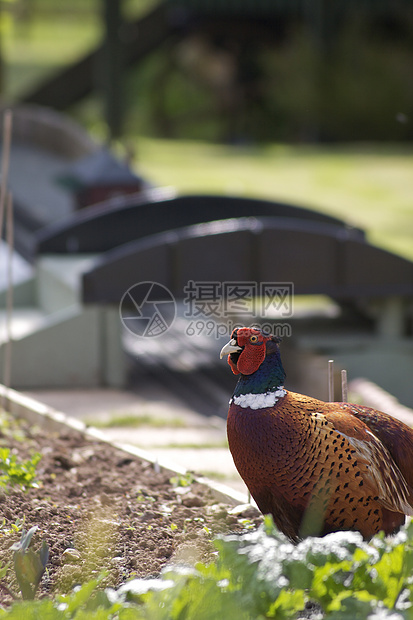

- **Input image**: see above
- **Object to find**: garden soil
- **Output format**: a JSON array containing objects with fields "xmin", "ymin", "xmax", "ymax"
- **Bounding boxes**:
[{"xmin": 0, "ymin": 413, "xmax": 262, "ymax": 604}]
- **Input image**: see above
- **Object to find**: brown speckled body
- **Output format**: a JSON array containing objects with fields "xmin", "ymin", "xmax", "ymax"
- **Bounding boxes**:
[{"xmin": 227, "ymin": 390, "xmax": 413, "ymax": 542}]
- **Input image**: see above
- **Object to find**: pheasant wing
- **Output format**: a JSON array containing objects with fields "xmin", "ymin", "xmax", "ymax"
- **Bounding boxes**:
[
  {"xmin": 339, "ymin": 403, "xmax": 413, "ymax": 489},
  {"xmin": 325, "ymin": 408, "xmax": 413, "ymax": 516}
]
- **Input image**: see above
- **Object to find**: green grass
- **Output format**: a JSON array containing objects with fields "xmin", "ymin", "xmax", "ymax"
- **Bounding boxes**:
[
  {"xmin": 86, "ymin": 413, "xmax": 187, "ymax": 429},
  {"xmin": 3, "ymin": 12, "xmax": 101, "ymax": 98},
  {"xmin": 155, "ymin": 441, "xmax": 229, "ymax": 450},
  {"xmin": 199, "ymin": 471, "xmax": 236, "ymax": 481},
  {"xmin": 134, "ymin": 139, "xmax": 413, "ymax": 261},
  {"xmin": 2, "ymin": 0, "xmax": 158, "ymax": 99}
]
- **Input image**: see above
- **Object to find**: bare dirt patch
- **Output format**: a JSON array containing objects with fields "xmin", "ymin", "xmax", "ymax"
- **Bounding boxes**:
[{"xmin": 0, "ymin": 412, "xmax": 261, "ymax": 603}]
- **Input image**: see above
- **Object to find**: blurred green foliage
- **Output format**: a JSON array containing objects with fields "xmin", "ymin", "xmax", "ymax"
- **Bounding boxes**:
[
  {"xmin": 2, "ymin": 1, "xmax": 413, "ymax": 143},
  {"xmin": 124, "ymin": 19, "xmax": 413, "ymax": 143}
]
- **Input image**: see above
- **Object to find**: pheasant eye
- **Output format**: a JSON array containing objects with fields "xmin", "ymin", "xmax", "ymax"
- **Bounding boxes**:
[{"xmin": 250, "ymin": 335, "xmax": 258, "ymax": 343}]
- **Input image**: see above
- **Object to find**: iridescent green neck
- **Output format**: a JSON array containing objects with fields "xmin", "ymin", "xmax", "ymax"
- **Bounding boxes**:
[{"xmin": 233, "ymin": 350, "xmax": 286, "ymax": 397}]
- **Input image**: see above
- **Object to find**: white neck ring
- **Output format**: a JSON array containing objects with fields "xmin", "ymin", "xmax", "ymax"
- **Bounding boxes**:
[{"xmin": 230, "ymin": 388, "xmax": 286, "ymax": 410}]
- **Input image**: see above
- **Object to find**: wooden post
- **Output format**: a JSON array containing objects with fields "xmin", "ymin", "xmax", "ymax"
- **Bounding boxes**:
[
  {"xmin": 102, "ymin": 0, "xmax": 123, "ymax": 141},
  {"xmin": 3, "ymin": 193, "xmax": 13, "ymax": 393},
  {"xmin": 0, "ymin": 109, "xmax": 12, "ymax": 241},
  {"xmin": 307, "ymin": 0, "xmax": 335, "ymax": 141},
  {"xmin": 341, "ymin": 369, "xmax": 348, "ymax": 403},
  {"xmin": 0, "ymin": 110, "xmax": 12, "ymax": 409},
  {"xmin": 328, "ymin": 359, "xmax": 334, "ymax": 402}
]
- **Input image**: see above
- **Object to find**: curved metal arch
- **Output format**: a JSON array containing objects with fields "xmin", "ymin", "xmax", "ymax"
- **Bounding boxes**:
[
  {"xmin": 82, "ymin": 216, "xmax": 413, "ymax": 304},
  {"xmin": 36, "ymin": 193, "xmax": 364, "ymax": 255}
]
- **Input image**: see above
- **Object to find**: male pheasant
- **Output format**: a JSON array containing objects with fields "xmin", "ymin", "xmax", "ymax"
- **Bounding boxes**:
[{"xmin": 220, "ymin": 326, "xmax": 413, "ymax": 542}]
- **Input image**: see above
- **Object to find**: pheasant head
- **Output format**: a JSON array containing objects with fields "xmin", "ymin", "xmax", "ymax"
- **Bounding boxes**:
[{"xmin": 220, "ymin": 327, "xmax": 286, "ymax": 408}]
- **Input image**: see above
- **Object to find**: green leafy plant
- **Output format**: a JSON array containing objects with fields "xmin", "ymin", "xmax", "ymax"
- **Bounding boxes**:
[
  {"xmin": 11, "ymin": 526, "xmax": 49, "ymax": 600},
  {"xmin": 0, "ymin": 448, "xmax": 41, "ymax": 491},
  {"xmin": 0, "ymin": 517, "xmax": 25, "ymax": 538},
  {"xmin": 0, "ymin": 574, "xmax": 120, "ymax": 619},
  {"xmin": 169, "ymin": 472, "xmax": 195, "ymax": 488},
  {"xmin": 1, "ymin": 517, "xmax": 413, "ymax": 617},
  {"xmin": 102, "ymin": 516, "xmax": 413, "ymax": 619}
]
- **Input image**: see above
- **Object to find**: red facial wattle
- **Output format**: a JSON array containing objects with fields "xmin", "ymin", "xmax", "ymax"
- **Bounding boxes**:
[
  {"xmin": 228, "ymin": 355, "xmax": 240, "ymax": 375},
  {"xmin": 227, "ymin": 328, "xmax": 267, "ymax": 375}
]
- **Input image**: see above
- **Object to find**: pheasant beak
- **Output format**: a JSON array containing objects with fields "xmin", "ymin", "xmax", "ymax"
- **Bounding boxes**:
[{"xmin": 219, "ymin": 338, "xmax": 242, "ymax": 359}]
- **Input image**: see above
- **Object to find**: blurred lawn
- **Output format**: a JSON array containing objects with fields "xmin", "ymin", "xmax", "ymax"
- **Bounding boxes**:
[
  {"xmin": 4, "ymin": 17, "xmax": 100, "ymax": 98},
  {"xmin": 2, "ymin": 1, "xmax": 156, "ymax": 99},
  {"xmin": 135, "ymin": 138, "xmax": 413, "ymax": 261}
]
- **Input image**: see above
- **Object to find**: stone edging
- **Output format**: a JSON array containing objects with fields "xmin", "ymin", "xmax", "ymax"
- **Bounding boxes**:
[{"xmin": 0, "ymin": 383, "xmax": 249, "ymax": 508}]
